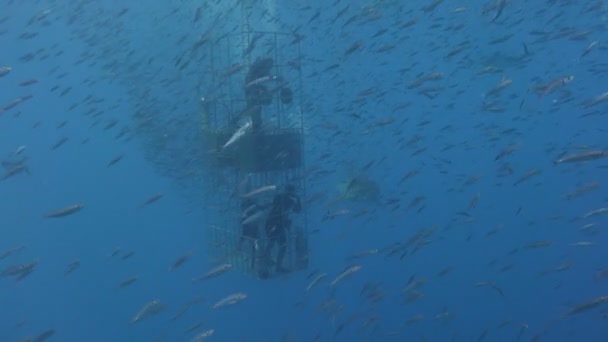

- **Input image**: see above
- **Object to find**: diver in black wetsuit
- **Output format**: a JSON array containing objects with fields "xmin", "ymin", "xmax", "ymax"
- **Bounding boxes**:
[
  {"xmin": 244, "ymin": 57, "xmax": 273, "ymax": 132},
  {"xmin": 263, "ymin": 184, "xmax": 301, "ymax": 274},
  {"xmin": 244, "ymin": 57, "xmax": 294, "ymax": 132}
]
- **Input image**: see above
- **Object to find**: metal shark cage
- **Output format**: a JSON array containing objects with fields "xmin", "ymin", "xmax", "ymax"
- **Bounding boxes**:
[{"xmin": 199, "ymin": 28, "xmax": 308, "ymax": 278}]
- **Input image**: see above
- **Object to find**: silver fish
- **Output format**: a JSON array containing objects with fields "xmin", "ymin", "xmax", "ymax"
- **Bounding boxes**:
[
  {"xmin": 131, "ymin": 299, "xmax": 166, "ymax": 324},
  {"xmin": 210, "ymin": 292, "xmax": 247, "ymax": 309},
  {"xmin": 223, "ymin": 119, "xmax": 252, "ymax": 150},
  {"xmin": 193, "ymin": 263, "xmax": 232, "ymax": 282}
]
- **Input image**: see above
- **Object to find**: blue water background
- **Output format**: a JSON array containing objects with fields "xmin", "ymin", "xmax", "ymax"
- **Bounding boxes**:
[{"xmin": 1, "ymin": 0, "xmax": 607, "ymax": 341}]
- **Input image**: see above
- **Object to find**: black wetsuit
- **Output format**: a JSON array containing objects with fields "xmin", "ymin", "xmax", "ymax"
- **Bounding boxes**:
[
  {"xmin": 245, "ymin": 58, "xmax": 274, "ymax": 132},
  {"xmin": 264, "ymin": 191, "xmax": 301, "ymax": 272},
  {"xmin": 242, "ymin": 57, "xmax": 293, "ymax": 133}
]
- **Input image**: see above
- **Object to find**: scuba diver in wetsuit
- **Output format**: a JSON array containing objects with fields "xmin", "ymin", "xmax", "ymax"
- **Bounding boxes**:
[
  {"xmin": 263, "ymin": 184, "xmax": 301, "ymax": 275},
  {"xmin": 243, "ymin": 57, "xmax": 294, "ymax": 132}
]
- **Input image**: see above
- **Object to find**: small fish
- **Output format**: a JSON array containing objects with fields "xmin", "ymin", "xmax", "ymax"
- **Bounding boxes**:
[
  {"xmin": 210, "ymin": 292, "xmax": 247, "ymax": 309},
  {"xmin": 563, "ymin": 296, "xmax": 608, "ymax": 317},
  {"xmin": 581, "ymin": 41, "xmax": 598, "ymax": 58},
  {"xmin": 578, "ymin": 223, "xmax": 597, "ymax": 232},
  {"xmin": 581, "ymin": 91, "xmax": 608, "ymax": 108},
  {"xmin": 107, "ymin": 155, "xmax": 123, "ymax": 167},
  {"xmin": 437, "ymin": 265, "xmax": 456, "ymax": 277},
  {"xmin": 50, "ymin": 137, "xmax": 69, "ymax": 150},
  {"xmin": 306, "ymin": 273, "xmax": 327, "ymax": 292},
  {"xmin": 26, "ymin": 329, "xmax": 55, "ymax": 342},
  {"xmin": 118, "ymin": 276, "xmax": 138, "ymax": 288},
  {"xmin": 513, "ymin": 169, "xmax": 541, "ymax": 186},
  {"xmin": 468, "ymin": 193, "xmax": 480, "ymax": 210},
  {"xmin": 525, "ymin": 240, "xmax": 553, "ymax": 249},
  {"xmin": 131, "ymin": 299, "xmax": 167, "ymax": 324},
  {"xmin": 0, "ymin": 245, "xmax": 25, "ymax": 260},
  {"xmin": 402, "ymin": 314, "xmax": 425, "ymax": 325},
  {"xmin": 222, "ymin": 64, "xmax": 244, "ymax": 77},
  {"xmin": 582, "ymin": 207, "xmax": 608, "ymax": 219},
  {"xmin": 240, "ymin": 185, "xmax": 276, "ymax": 198},
  {"xmin": 44, "ymin": 203, "xmax": 84, "ymax": 218},
  {"xmin": 121, "ymin": 251, "xmax": 135, "ymax": 260},
  {"xmin": 193, "ymin": 263, "xmax": 232, "ymax": 282},
  {"xmin": 344, "ymin": 41, "xmax": 363, "ymax": 56},
  {"xmin": 140, "ymin": 193, "xmax": 163, "ymax": 208},
  {"xmin": 562, "ymin": 182, "xmax": 600, "ymax": 200},
  {"xmin": 475, "ymin": 281, "xmax": 505, "ymax": 297},
  {"xmin": 169, "ymin": 251, "xmax": 193, "ymax": 271},
  {"xmin": 108, "ymin": 247, "xmax": 121, "ymax": 258},
  {"xmin": 533, "ymin": 75, "xmax": 574, "ymax": 99},
  {"xmin": 553, "ymin": 150, "xmax": 608, "ymax": 165},
  {"xmin": 348, "ymin": 249, "xmax": 379, "ymax": 260},
  {"xmin": 191, "ymin": 328, "xmax": 214, "ymax": 341},
  {"xmin": 184, "ymin": 320, "xmax": 204, "ymax": 334},
  {"xmin": 18, "ymin": 79, "xmax": 38, "ymax": 86},
  {"xmin": 490, "ymin": 0, "xmax": 509, "ymax": 22},
  {"xmin": 0, "ymin": 66, "xmax": 11, "ymax": 77},
  {"xmin": 322, "ymin": 208, "xmax": 350, "ymax": 221},
  {"xmin": 13, "ymin": 145, "xmax": 27, "ymax": 155},
  {"xmin": 171, "ymin": 303, "xmax": 192, "ymax": 321},
  {"xmin": 223, "ymin": 119, "xmax": 252, "ymax": 150},
  {"xmin": 193, "ymin": 7, "xmax": 202, "ymax": 23},
  {"xmin": 1, "ymin": 164, "xmax": 29, "ymax": 180},
  {"xmin": 241, "ymin": 210, "xmax": 265, "ymax": 225},
  {"xmin": 486, "ymin": 75, "xmax": 512, "ymax": 97},
  {"xmin": 330, "ymin": 265, "xmax": 362, "ymax": 287},
  {"xmin": 1, "ymin": 260, "xmax": 38, "ymax": 280},
  {"xmin": 64, "ymin": 260, "xmax": 80, "ymax": 276},
  {"xmin": 570, "ymin": 241, "xmax": 594, "ymax": 247},
  {"xmin": 245, "ymin": 75, "xmax": 276, "ymax": 88},
  {"xmin": 171, "ymin": 297, "xmax": 204, "ymax": 321}
]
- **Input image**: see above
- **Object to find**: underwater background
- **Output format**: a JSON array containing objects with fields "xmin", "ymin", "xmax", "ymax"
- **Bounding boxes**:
[{"xmin": 1, "ymin": 0, "xmax": 608, "ymax": 341}]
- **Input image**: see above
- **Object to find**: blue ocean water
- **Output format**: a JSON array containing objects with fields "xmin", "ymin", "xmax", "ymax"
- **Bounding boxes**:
[{"xmin": 1, "ymin": 0, "xmax": 608, "ymax": 341}]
